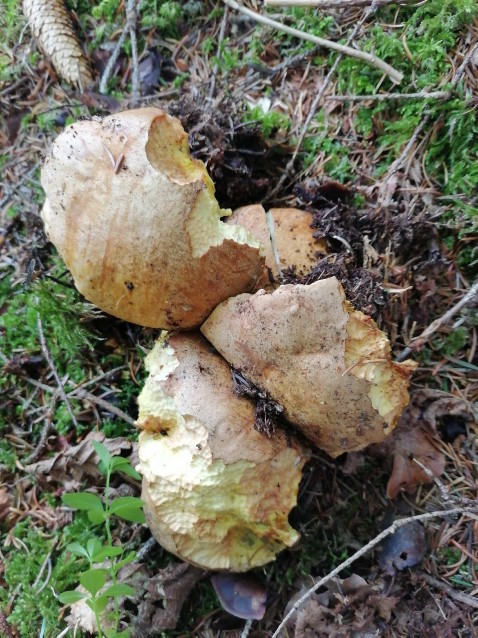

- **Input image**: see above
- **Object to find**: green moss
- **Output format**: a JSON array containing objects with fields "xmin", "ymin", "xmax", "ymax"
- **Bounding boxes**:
[
  {"xmin": 0, "ymin": 515, "xmax": 104, "ymax": 638},
  {"xmin": 141, "ymin": 0, "xmax": 183, "ymax": 36},
  {"xmin": 0, "ymin": 274, "xmax": 97, "ymax": 376},
  {"xmin": 431, "ymin": 327, "xmax": 469, "ymax": 357},
  {"xmin": 243, "ymin": 105, "xmax": 291, "ymax": 138},
  {"xmin": 0, "ymin": 0, "xmax": 27, "ymax": 83},
  {"xmin": 0, "ymin": 439, "xmax": 16, "ymax": 470},
  {"xmin": 329, "ymin": 0, "xmax": 478, "ymax": 213},
  {"xmin": 0, "ymin": 267, "xmax": 99, "ymax": 435}
]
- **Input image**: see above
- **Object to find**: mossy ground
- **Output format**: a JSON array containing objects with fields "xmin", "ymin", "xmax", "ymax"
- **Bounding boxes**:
[{"xmin": 1, "ymin": 1, "xmax": 477, "ymax": 636}]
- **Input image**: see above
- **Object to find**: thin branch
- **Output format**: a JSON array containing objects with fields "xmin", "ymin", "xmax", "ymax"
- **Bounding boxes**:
[
  {"xmin": 209, "ymin": 5, "xmax": 230, "ymax": 99},
  {"xmin": 265, "ymin": 0, "xmax": 412, "ymax": 6},
  {"xmin": 421, "ymin": 573, "xmax": 478, "ymax": 610},
  {"xmin": 240, "ymin": 619, "xmax": 253, "ymax": 638},
  {"xmin": 271, "ymin": 506, "xmax": 478, "ymax": 638},
  {"xmin": 326, "ymin": 89, "xmax": 450, "ymax": 102},
  {"xmin": 129, "ymin": 0, "xmax": 142, "ymax": 102},
  {"xmin": 24, "ymin": 377, "xmax": 136, "ymax": 427},
  {"xmin": 36, "ymin": 314, "xmax": 79, "ymax": 429},
  {"xmin": 69, "ymin": 386, "xmax": 136, "ymax": 427},
  {"xmin": 24, "ymin": 394, "xmax": 59, "ymax": 464},
  {"xmin": 134, "ymin": 536, "xmax": 158, "ymax": 562},
  {"xmin": 377, "ymin": 112, "xmax": 432, "ymax": 204},
  {"xmin": 267, "ymin": 0, "xmax": 378, "ymax": 199},
  {"xmin": 412, "ymin": 457, "xmax": 452, "ymax": 504},
  {"xmin": 397, "ymin": 280, "xmax": 478, "ymax": 362},
  {"xmin": 221, "ymin": 0, "xmax": 403, "ymax": 83},
  {"xmin": 99, "ymin": 0, "xmax": 139, "ymax": 94}
]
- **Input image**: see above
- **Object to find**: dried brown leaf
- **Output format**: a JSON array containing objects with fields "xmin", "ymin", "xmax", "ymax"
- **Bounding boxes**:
[
  {"xmin": 26, "ymin": 431, "xmax": 134, "ymax": 490},
  {"xmin": 68, "ymin": 561, "xmax": 203, "ymax": 636},
  {"xmin": 133, "ymin": 563, "xmax": 203, "ymax": 634},
  {"xmin": 0, "ymin": 487, "xmax": 12, "ymax": 523},
  {"xmin": 22, "ymin": 0, "xmax": 93, "ymax": 86},
  {"xmin": 370, "ymin": 390, "xmax": 457, "ymax": 498},
  {"xmin": 382, "ymin": 392, "xmax": 455, "ymax": 498},
  {"xmin": 386, "ymin": 426, "xmax": 446, "ymax": 499},
  {"xmin": 288, "ymin": 575, "xmax": 397, "ymax": 638}
]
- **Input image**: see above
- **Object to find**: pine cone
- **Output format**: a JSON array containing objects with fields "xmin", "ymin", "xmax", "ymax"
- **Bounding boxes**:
[{"xmin": 22, "ymin": 0, "xmax": 93, "ymax": 87}]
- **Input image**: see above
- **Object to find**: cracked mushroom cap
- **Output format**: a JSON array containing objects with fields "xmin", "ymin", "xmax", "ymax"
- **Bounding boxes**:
[
  {"xmin": 136, "ymin": 333, "xmax": 306, "ymax": 572},
  {"xmin": 201, "ymin": 277, "xmax": 416, "ymax": 458},
  {"xmin": 228, "ymin": 205, "xmax": 326, "ymax": 288},
  {"xmin": 41, "ymin": 107, "xmax": 264, "ymax": 329}
]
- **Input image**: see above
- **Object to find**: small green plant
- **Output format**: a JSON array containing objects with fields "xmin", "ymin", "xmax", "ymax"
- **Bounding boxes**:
[
  {"xmin": 59, "ymin": 441, "xmax": 145, "ymax": 638},
  {"xmin": 243, "ymin": 105, "xmax": 291, "ymax": 138},
  {"xmin": 141, "ymin": 0, "xmax": 183, "ymax": 36}
]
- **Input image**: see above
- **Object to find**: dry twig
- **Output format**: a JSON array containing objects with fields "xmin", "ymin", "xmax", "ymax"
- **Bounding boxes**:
[
  {"xmin": 267, "ymin": 0, "xmax": 380, "ymax": 199},
  {"xmin": 240, "ymin": 619, "xmax": 253, "ymax": 638},
  {"xmin": 129, "ymin": 0, "xmax": 141, "ymax": 101},
  {"xmin": 397, "ymin": 280, "xmax": 478, "ymax": 362},
  {"xmin": 271, "ymin": 505, "xmax": 478, "ymax": 637},
  {"xmin": 24, "ymin": 377, "xmax": 136, "ymax": 427},
  {"xmin": 99, "ymin": 0, "xmax": 141, "ymax": 95},
  {"xmin": 326, "ymin": 89, "xmax": 450, "ymax": 102},
  {"xmin": 265, "ymin": 0, "xmax": 411, "ymax": 6},
  {"xmin": 69, "ymin": 386, "xmax": 136, "ymax": 426},
  {"xmin": 421, "ymin": 573, "xmax": 478, "ymax": 610},
  {"xmin": 209, "ymin": 5, "xmax": 230, "ymax": 98},
  {"xmin": 24, "ymin": 394, "xmax": 59, "ymax": 464},
  {"xmin": 36, "ymin": 314, "xmax": 79, "ymax": 429},
  {"xmin": 221, "ymin": 0, "xmax": 403, "ymax": 83},
  {"xmin": 377, "ymin": 113, "xmax": 432, "ymax": 205}
]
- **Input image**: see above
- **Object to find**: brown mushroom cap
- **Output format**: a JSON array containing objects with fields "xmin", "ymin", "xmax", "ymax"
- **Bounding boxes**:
[
  {"xmin": 201, "ymin": 277, "xmax": 416, "ymax": 458},
  {"xmin": 136, "ymin": 333, "xmax": 306, "ymax": 571},
  {"xmin": 228, "ymin": 205, "xmax": 326, "ymax": 288},
  {"xmin": 41, "ymin": 107, "xmax": 264, "ymax": 329}
]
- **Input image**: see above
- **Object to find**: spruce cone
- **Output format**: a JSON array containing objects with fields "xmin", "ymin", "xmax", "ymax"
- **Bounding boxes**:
[{"xmin": 22, "ymin": 0, "xmax": 92, "ymax": 87}]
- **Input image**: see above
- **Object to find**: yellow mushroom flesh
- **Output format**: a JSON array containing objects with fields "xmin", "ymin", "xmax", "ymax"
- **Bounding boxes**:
[{"xmin": 136, "ymin": 333, "xmax": 306, "ymax": 571}]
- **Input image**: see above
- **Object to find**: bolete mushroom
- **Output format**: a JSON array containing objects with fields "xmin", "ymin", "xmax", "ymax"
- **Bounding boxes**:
[
  {"xmin": 41, "ymin": 107, "xmax": 264, "ymax": 329},
  {"xmin": 136, "ymin": 333, "xmax": 306, "ymax": 572},
  {"xmin": 201, "ymin": 277, "xmax": 416, "ymax": 458},
  {"xmin": 227, "ymin": 205, "xmax": 326, "ymax": 288}
]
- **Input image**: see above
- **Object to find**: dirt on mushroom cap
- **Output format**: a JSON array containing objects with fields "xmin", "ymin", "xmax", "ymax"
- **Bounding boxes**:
[{"xmin": 201, "ymin": 277, "xmax": 416, "ymax": 458}]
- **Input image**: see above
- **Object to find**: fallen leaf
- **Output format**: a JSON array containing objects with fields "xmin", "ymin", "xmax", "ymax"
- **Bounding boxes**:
[
  {"xmin": 133, "ymin": 562, "xmax": 203, "ymax": 634},
  {"xmin": 370, "ymin": 390, "xmax": 454, "ymax": 498},
  {"xmin": 289, "ymin": 574, "xmax": 398, "ymax": 638},
  {"xmin": 378, "ymin": 521, "xmax": 427, "ymax": 575},
  {"xmin": 386, "ymin": 426, "xmax": 446, "ymax": 499},
  {"xmin": 26, "ymin": 431, "xmax": 134, "ymax": 491},
  {"xmin": 139, "ymin": 49, "xmax": 161, "ymax": 95},
  {"xmin": 66, "ymin": 561, "xmax": 203, "ymax": 636},
  {"xmin": 0, "ymin": 487, "xmax": 12, "ymax": 522}
]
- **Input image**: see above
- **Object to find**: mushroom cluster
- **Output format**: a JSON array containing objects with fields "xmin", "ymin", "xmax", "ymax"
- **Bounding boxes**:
[{"xmin": 41, "ymin": 107, "xmax": 416, "ymax": 572}]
